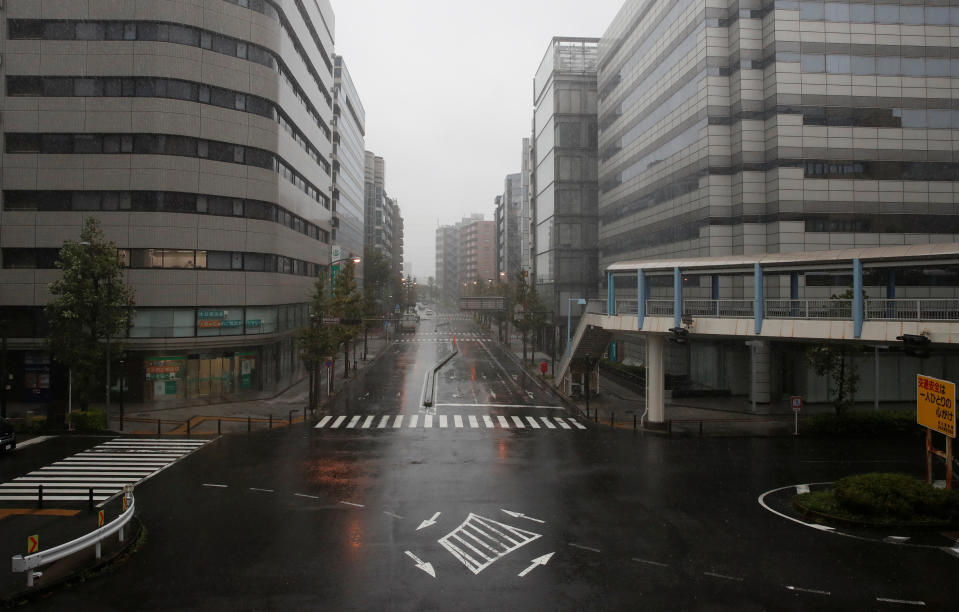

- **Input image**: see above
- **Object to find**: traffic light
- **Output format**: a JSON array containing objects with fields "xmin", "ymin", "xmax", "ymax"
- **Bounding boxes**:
[
  {"xmin": 667, "ymin": 327, "xmax": 689, "ymax": 345},
  {"xmin": 896, "ymin": 333, "xmax": 930, "ymax": 359}
]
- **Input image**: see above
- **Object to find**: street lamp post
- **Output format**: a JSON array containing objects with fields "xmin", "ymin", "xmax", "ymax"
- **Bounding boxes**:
[{"xmin": 566, "ymin": 298, "xmax": 587, "ymax": 355}]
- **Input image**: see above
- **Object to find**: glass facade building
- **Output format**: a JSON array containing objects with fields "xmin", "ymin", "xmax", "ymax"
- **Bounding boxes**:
[
  {"xmin": 0, "ymin": 0, "xmax": 337, "ymax": 406},
  {"xmin": 332, "ymin": 55, "xmax": 366, "ymax": 286},
  {"xmin": 598, "ymin": 0, "xmax": 959, "ymax": 300},
  {"xmin": 532, "ymin": 37, "xmax": 601, "ymax": 344}
]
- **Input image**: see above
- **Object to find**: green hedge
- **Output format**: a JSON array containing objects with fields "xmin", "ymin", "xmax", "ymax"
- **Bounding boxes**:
[
  {"xmin": 796, "ymin": 473, "xmax": 959, "ymax": 526},
  {"xmin": 802, "ymin": 410, "xmax": 924, "ymax": 436},
  {"xmin": 68, "ymin": 410, "xmax": 107, "ymax": 432},
  {"xmin": 11, "ymin": 415, "xmax": 47, "ymax": 434}
]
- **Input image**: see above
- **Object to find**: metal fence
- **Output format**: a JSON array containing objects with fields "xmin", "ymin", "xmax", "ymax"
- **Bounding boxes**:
[
  {"xmin": 864, "ymin": 299, "xmax": 959, "ymax": 321},
  {"xmin": 596, "ymin": 298, "xmax": 959, "ymax": 321}
]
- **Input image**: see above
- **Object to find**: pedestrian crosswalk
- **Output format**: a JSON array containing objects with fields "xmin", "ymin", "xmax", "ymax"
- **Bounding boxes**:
[
  {"xmin": 0, "ymin": 438, "xmax": 209, "ymax": 503},
  {"xmin": 314, "ymin": 414, "xmax": 587, "ymax": 431}
]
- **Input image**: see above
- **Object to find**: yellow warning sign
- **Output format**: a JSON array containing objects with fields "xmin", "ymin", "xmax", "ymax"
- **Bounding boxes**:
[
  {"xmin": 917, "ymin": 374, "xmax": 956, "ymax": 438},
  {"xmin": 27, "ymin": 535, "xmax": 38, "ymax": 554}
]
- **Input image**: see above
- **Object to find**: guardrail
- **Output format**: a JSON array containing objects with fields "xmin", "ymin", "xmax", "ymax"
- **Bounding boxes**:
[
  {"xmin": 12, "ymin": 488, "xmax": 135, "ymax": 587},
  {"xmin": 422, "ymin": 341, "xmax": 458, "ymax": 408}
]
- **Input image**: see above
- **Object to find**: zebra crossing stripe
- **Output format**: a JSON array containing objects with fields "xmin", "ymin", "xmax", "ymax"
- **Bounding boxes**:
[
  {"xmin": 569, "ymin": 418, "xmax": 587, "ymax": 430},
  {"xmin": 346, "ymin": 416, "xmax": 361, "ymax": 429},
  {"xmin": 0, "ymin": 438, "xmax": 208, "ymax": 503},
  {"xmin": 439, "ymin": 415, "xmax": 448, "ymax": 428},
  {"xmin": 540, "ymin": 417, "xmax": 556, "ymax": 429},
  {"xmin": 469, "ymin": 415, "xmax": 479, "ymax": 428},
  {"xmin": 554, "ymin": 417, "xmax": 571, "ymax": 430},
  {"xmin": 496, "ymin": 416, "xmax": 510, "ymax": 428},
  {"xmin": 409, "ymin": 415, "xmax": 419, "ymax": 428},
  {"xmin": 331, "ymin": 416, "xmax": 346, "ymax": 429},
  {"xmin": 362, "ymin": 416, "xmax": 374, "ymax": 429},
  {"xmin": 425, "ymin": 415, "xmax": 433, "ymax": 428},
  {"xmin": 312, "ymin": 414, "xmax": 586, "ymax": 433},
  {"xmin": 512, "ymin": 416, "xmax": 525, "ymax": 428},
  {"xmin": 394, "ymin": 415, "xmax": 404, "ymax": 428},
  {"xmin": 525, "ymin": 416, "xmax": 541, "ymax": 429},
  {"xmin": 483, "ymin": 416, "xmax": 494, "ymax": 428},
  {"xmin": 316, "ymin": 416, "xmax": 332, "ymax": 428},
  {"xmin": 378, "ymin": 415, "xmax": 390, "ymax": 428},
  {"xmin": 454, "ymin": 415, "xmax": 464, "ymax": 428}
]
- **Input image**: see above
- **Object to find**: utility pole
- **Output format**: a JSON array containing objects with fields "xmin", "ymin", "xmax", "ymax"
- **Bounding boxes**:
[{"xmin": 1, "ymin": 318, "xmax": 8, "ymax": 420}]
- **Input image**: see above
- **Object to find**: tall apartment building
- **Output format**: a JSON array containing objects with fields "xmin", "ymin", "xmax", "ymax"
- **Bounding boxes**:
[
  {"xmin": 520, "ymin": 137, "xmax": 533, "ymax": 274},
  {"xmin": 435, "ymin": 223, "xmax": 460, "ymax": 306},
  {"xmin": 598, "ymin": 0, "xmax": 959, "ymax": 300},
  {"xmin": 531, "ymin": 37, "xmax": 601, "ymax": 348},
  {"xmin": 494, "ymin": 173, "xmax": 523, "ymax": 281},
  {"xmin": 332, "ymin": 55, "xmax": 366, "ymax": 286},
  {"xmin": 459, "ymin": 215, "xmax": 495, "ymax": 288},
  {"xmin": 363, "ymin": 151, "xmax": 402, "ymax": 281},
  {"xmin": 0, "ymin": 0, "xmax": 337, "ymax": 407}
]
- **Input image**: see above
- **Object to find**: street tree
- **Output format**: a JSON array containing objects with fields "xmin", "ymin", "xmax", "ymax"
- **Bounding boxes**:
[
  {"xmin": 46, "ymin": 217, "xmax": 135, "ymax": 413},
  {"xmin": 511, "ymin": 273, "xmax": 547, "ymax": 365},
  {"xmin": 804, "ymin": 288, "xmax": 864, "ymax": 415},
  {"xmin": 296, "ymin": 276, "xmax": 335, "ymax": 410},
  {"xmin": 330, "ymin": 260, "xmax": 364, "ymax": 378}
]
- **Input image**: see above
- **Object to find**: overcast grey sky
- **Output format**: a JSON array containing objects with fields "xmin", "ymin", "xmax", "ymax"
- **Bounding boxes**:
[{"xmin": 331, "ymin": 0, "xmax": 624, "ymax": 280}]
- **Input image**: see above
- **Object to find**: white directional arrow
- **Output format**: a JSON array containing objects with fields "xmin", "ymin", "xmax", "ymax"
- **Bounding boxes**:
[
  {"xmin": 405, "ymin": 551, "xmax": 436, "ymax": 578},
  {"xmin": 416, "ymin": 512, "xmax": 442, "ymax": 531},
  {"xmin": 500, "ymin": 509, "xmax": 545, "ymax": 523},
  {"xmin": 518, "ymin": 552, "xmax": 554, "ymax": 577}
]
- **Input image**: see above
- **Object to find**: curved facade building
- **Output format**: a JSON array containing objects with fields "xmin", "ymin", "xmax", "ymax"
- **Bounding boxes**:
[{"xmin": 0, "ymin": 0, "xmax": 336, "ymax": 406}]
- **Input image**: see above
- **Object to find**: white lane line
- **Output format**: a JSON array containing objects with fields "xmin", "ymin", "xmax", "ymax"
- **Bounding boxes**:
[
  {"xmin": 454, "ymin": 415, "xmax": 464, "ymax": 428},
  {"xmin": 525, "ymin": 416, "xmax": 541, "ymax": 429},
  {"xmin": 378, "ymin": 415, "xmax": 390, "ymax": 428},
  {"xmin": 384, "ymin": 511, "xmax": 403, "ymax": 519},
  {"xmin": 294, "ymin": 493, "xmax": 319, "ymax": 499},
  {"xmin": 632, "ymin": 558, "xmax": 669, "ymax": 568},
  {"xmin": 512, "ymin": 416, "xmax": 526, "ymax": 428},
  {"xmin": 316, "ymin": 416, "xmax": 333, "ymax": 428},
  {"xmin": 554, "ymin": 417, "xmax": 571, "ymax": 430},
  {"xmin": 393, "ymin": 415, "xmax": 404, "ymax": 428},
  {"xmin": 339, "ymin": 501, "xmax": 365, "ymax": 508},
  {"xmin": 884, "ymin": 536, "xmax": 910, "ymax": 544},
  {"xmin": 496, "ymin": 415, "xmax": 510, "ymax": 428},
  {"xmin": 569, "ymin": 543, "xmax": 601, "ymax": 553},
  {"xmin": 13, "ymin": 436, "xmax": 53, "ymax": 450},
  {"xmin": 786, "ymin": 586, "xmax": 830, "ymax": 595},
  {"xmin": 439, "ymin": 415, "xmax": 448, "ymax": 428},
  {"xmin": 250, "ymin": 488, "xmax": 274, "ymax": 493},
  {"xmin": 409, "ymin": 415, "xmax": 419, "ymax": 428},
  {"xmin": 203, "ymin": 483, "xmax": 228, "ymax": 488},
  {"xmin": 346, "ymin": 416, "xmax": 361, "ymax": 429},
  {"xmin": 425, "ymin": 415, "xmax": 433, "ymax": 428},
  {"xmin": 540, "ymin": 417, "xmax": 556, "ymax": 429},
  {"xmin": 483, "ymin": 416, "xmax": 494, "ymax": 428},
  {"xmin": 704, "ymin": 572, "xmax": 743, "ymax": 582},
  {"xmin": 568, "ymin": 418, "xmax": 587, "ymax": 430},
  {"xmin": 331, "ymin": 416, "xmax": 347, "ymax": 429},
  {"xmin": 469, "ymin": 415, "xmax": 480, "ymax": 428},
  {"xmin": 361, "ymin": 416, "xmax": 374, "ymax": 429},
  {"xmin": 434, "ymin": 403, "xmax": 563, "ymax": 410},
  {"xmin": 876, "ymin": 598, "xmax": 925, "ymax": 606},
  {"xmin": 758, "ymin": 484, "xmax": 836, "ymax": 533}
]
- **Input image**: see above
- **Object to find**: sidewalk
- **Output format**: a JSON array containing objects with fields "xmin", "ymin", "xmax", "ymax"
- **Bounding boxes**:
[{"xmin": 2, "ymin": 332, "xmax": 393, "ymax": 437}]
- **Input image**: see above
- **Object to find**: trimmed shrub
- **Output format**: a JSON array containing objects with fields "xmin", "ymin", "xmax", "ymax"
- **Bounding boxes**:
[
  {"xmin": 12, "ymin": 415, "xmax": 47, "ymax": 434},
  {"xmin": 68, "ymin": 409, "xmax": 107, "ymax": 432},
  {"xmin": 802, "ymin": 410, "xmax": 924, "ymax": 437}
]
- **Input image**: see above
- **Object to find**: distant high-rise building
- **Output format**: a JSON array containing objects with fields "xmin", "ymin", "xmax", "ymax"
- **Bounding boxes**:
[
  {"xmin": 520, "ymin": 138, "xmax": 533, "ymax": 275},
  {"xmin": 531, "ymin": 37, "xmax": 600, "ymax": 349},
  {"xmin": 0, "ymin": 0, "xmax": 338, "ymax": 406},
  {"xmin": 459, "ymin": 215, "xmax": 496, "ymax": 289},
  {"xmin": 363, "ymin": 152, "xmax": 403, "ymax": 299},
  {"xmin": 332, "ymin": 56, "xmax": 366, "ymax": 286},
  {"xmin": 436, "ymin": 224, "xmax": 461, "ymax": 306},
  {"xmin": 495, "ymin": 174, "xmax": 523, "ymax": 282}
]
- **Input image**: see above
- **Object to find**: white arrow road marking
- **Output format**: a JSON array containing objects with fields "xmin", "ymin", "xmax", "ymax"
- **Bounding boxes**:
[
  {"xmin": 417, "ymin": 512, "xmax": 442, "ymax": 531},
  {"xmin": 500, "ymin": 509, "xmax": 545, "ymax": 523},
  {"xmin": 405, "ymin": 551, "xmax": 436, "ymax": 578},
  {"xmin": 518, "ymin": 552, "xmax": 554, "ymax": 577}
]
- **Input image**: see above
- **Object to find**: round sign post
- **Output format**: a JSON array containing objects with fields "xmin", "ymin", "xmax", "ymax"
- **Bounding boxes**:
[{"xmin": 791, "ymin": 396, "xmax": 802, "ymax": 436}]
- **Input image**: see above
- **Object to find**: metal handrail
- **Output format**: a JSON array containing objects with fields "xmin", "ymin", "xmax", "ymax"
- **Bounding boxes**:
[{"xmin": 12, "ymin": 491, "xmax": 135, "ymax": 587}]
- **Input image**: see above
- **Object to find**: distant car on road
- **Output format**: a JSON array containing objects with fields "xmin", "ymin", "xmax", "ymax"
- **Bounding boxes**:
[{"xmin": 0, "ymin": 419, "xmax": 15, "ymax": 453}]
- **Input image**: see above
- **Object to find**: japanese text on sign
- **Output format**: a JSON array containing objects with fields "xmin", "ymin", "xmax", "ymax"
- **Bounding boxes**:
[{"xmin": 917, "ymin": 374, "xmax": 955, "ymax": 438}]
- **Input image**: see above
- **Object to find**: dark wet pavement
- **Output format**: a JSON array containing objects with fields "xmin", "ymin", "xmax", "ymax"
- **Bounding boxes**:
[{"xmin": 6, "ymin": 315, "xmax": 959, "ymax": 610}]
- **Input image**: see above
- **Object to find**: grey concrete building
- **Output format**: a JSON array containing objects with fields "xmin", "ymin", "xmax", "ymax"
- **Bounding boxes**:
[
  {"xmin": 531, "ymin": 37, "xmax": 601, "ymax": 350},
  {"xmin": 435, "ymin": 223, "xmax": 460, "ymax": 307},
  {"xmin": 332, "ymin": 55, "xmax": 366, "ymax": 286},
  {"xmin": 363, "ymin": 151, "xmax": 403, "ymax": 287},
  {"xmin": 495, "ymin": 173, "xmax": 523, "ymax": 282},
  {"xmin": 596, "ymin": 0, "xmax": 959, "ymax": 404},
  {"xmin": 0, "ymin": 0, "xmax": 337, "ymax": 407}
]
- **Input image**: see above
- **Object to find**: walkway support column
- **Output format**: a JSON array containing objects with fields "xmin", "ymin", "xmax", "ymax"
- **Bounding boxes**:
[
  {"xmin": 754, "ymin": 263, "xmax": 764, "ymax": 335},
  {"xmin": 608, "ymin": 272, "xmax": 616, "ymax": 316},
  {"xmin": 637, "ymin": 269, "xmax": 646, "ymax": 330},
  {"xmin": 853, "ymin": 258, "xmax": 863, "ymax": 338},
  {"xmin": 646, "ymin": 334, "xmax": 665, "ymax": 424},
  {"xmin": 673, "ymin": 267, "xmax": 682, "ymax": 330}
]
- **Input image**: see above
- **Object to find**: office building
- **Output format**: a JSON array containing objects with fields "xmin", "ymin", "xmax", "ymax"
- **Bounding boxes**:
[
  {"xmin": 0, "ymin": 0, "xmax": 338, "ymax": 407},
  {"xmin": 332, "ymin": 55, "xmax": 366, "ymax": 285},
  {"xmin": 495, "ymin": 173, "xmax": 523, "ymax": 281},
  {"xmin": 531, "ymin": 37, "xmax": 601, "ymax": 349},
  {"xmin": 435, "ymin": 223, "xmax": 461, "ymax": 306}
]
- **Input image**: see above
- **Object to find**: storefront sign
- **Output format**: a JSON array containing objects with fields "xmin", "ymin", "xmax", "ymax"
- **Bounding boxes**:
[{"xmin": 145, "ymin": 356, "xmax": 185, "ymax": 381}]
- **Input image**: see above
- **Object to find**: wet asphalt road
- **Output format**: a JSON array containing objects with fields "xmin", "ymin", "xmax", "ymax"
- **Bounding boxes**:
[{"xmin": 12, "ymin": 316, "xmax": 959, "ymax": 610}]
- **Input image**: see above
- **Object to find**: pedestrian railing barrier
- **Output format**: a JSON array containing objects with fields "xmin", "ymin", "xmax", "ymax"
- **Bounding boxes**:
[{"xmin": 12, "ymin": 488, "xmax": 136, "ymax": 588}]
